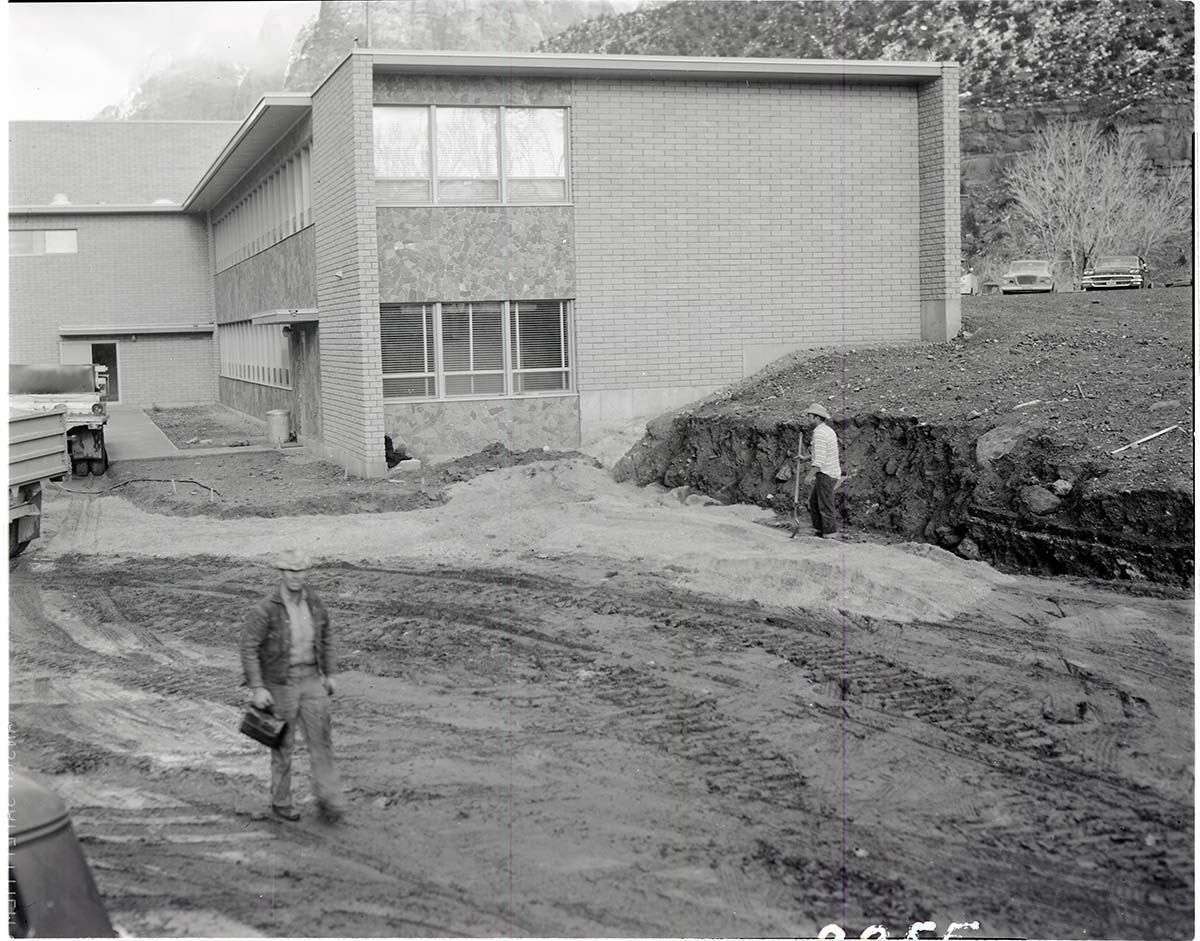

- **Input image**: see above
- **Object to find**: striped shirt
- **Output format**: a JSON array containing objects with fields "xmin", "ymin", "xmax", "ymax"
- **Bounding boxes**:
[{"xmin": 810, "ymin": 422, "xmax": 841, "ymax": 478}]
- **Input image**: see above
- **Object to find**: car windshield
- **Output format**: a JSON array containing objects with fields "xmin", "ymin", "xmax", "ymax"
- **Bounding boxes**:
[
  {"xmin": 1095, "ymin": 256, "xmax": 1139, "ymax": 268},
  {"xmin": 1008, "ymin": 261, "xmax": 1049, "ymax": 273}
]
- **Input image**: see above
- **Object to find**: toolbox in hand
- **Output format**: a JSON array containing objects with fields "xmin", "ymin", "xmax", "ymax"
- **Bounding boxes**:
[{"xmin": 239, "ymin": 706, "xmax": 287, "ymax": 749}]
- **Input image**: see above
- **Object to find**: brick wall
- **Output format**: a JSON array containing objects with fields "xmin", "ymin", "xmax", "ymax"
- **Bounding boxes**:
[
  {"xmin": 311, "ymin": 54, "xmax": 387, "ymax": 477},
  {"xmin": 112, "ymin": 334, "xmax": 216, "ymax": 405},
  {"xmin": 10, "ymin": 214, "xmax": 216, "ymax": 361},
  {"xmin": 569, "ymin": 78, "xmax": 923, "ymax": 396},
  {"xmin": 918, "ymin": 67, "xmax": 962, "ymax": 341},
  {"xmin": 55, "ymin": 332, "xmax": 215, "ymax": 406},
  {"xmin": 9, "ymin": 121, "xmax": 238, "ymax": 206}
]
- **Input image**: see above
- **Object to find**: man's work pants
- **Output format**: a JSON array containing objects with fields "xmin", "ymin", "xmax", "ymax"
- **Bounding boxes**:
[
  {"xmin": 808, "ymin": 471, "xmax": 839, "ymax": 536},
  {"xmin": 266, "ymin": 664, "xmax": 344, "ymax": 811}
]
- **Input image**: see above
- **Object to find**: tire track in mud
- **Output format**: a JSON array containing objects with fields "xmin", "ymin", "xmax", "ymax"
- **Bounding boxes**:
[{"xmin": 13, "ymin": 555, "xmax": 1193, "ymax": 937}]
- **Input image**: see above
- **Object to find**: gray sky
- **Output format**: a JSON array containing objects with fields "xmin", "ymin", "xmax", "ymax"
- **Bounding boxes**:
[{"xmin": 6, "ymin": 1, "xmax": 319, "ymax": 120}]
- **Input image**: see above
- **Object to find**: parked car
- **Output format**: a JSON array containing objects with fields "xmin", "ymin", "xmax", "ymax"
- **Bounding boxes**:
[
  {"xmin": 1081, "ymin": 255, "xmax": 1151, "ymax": 290},
  {"xmin": 9, "ymin": 769, "xmax": 115, "ymax": 938},
  {"xmin": 999, "ymin": 260, "xmax": 1056, "ymax": 294}
]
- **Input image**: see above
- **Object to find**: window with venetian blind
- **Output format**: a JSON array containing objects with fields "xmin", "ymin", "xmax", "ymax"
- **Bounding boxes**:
[{"xmin": 380, "ymin": 300, "xmax": 572, "ymax": 400}]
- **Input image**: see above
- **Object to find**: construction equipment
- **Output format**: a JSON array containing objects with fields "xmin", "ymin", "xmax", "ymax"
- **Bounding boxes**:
[
  {"xmin": 9, "ymin": 406, "xmax": 69, "ymax": 557},
  {"xmin": 10, "ymin": 364, "xmax": 110, "ymax": 477}
]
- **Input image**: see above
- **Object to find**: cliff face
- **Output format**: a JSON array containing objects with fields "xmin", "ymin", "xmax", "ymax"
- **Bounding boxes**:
[
  {"xmin": 96, "ymin": 0, "xmax": 621, "ymax": 119},
  {"xmin": 541, "ymin": 0, "xmax": 1194, "ymax": 109},
  {"xmin": 282, "ymin": 0, "xmax": 618, "ymax": 91}
]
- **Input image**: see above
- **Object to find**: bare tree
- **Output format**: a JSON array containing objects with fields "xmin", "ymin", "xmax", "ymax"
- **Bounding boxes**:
[
  {"xmin": 1125, "ymin": 164, "xmax": 1193, "ymax": 263},
  {"xmin": 1005, "ymin": 120, "xmax": 1190, "ymax": 284}
]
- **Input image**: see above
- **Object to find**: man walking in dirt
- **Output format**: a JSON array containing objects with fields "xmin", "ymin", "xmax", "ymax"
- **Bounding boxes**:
[
  {"xmin": 799, "ymin": 403, "xmax": 842, "ymax": 538},
  {"xmin": 242, "ymin": 549, "xmax": 346, "ymax": 823}
]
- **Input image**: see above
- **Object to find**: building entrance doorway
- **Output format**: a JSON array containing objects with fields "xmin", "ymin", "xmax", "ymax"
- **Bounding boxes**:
[{"xmin": 91, "ymin": 343, "xmax": 119, "ymax": 401}]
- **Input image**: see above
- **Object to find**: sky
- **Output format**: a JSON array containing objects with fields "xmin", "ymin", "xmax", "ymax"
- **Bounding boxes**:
[{"xmin": 6, "ymin": 1, "xmax": 319, "ymax": 121}]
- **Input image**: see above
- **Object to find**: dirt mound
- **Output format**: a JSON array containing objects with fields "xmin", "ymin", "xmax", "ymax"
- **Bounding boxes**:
[{"xmin": 615, "ymin": 291, "xmax": 1194, "ymax": 585}]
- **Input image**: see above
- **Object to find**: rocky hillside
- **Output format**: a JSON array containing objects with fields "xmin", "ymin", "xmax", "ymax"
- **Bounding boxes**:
[
  {"xmin": 541, "ymin": 0, "xmax": 1194, "ymax": 110},
  {"xmin": 544, "ymin": 0, "xmax": 1193, "ymax": 269},
  {"xmin": 96, "ymin": 6, "xmax": 308, "ymax": 120},
  {"xmin": 283, "ymin": 0, "xmax": 620, "ymax": 91}
]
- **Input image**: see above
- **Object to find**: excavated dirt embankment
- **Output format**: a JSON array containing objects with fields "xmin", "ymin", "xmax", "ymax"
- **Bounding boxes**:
[{"xmin": 614, "ymin": 408, "xmax": 1193, "ymax": 586}]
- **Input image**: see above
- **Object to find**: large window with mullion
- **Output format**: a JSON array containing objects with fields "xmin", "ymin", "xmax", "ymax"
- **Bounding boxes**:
[
  {"xmin": 373, "ymin": 105, "xmax": 567, "ymax": 205},
  {"xmin": 505, "ymin": 109, "xmax": 567, "ymax": 203},
  {"xmin": 380, "ymin": 304, "xmax": 436, "ymax": 398},
  {"xmin": 373, "ymin": 107, "xmax": 431, "ymax": 204},
  {"xmin": 441, "ymin": 301, "xmax": 505, "ymax": 395},
  {"xmin": 380, "ymin": 300, "xmax": 572, "ymax": 401},
  {"xmin": 510, "ymin": 300, "xmax": 570, "ymax": 393},
  {"xmin": 435, "ymin": 108, "xmax": 500, "ymax": 204}
]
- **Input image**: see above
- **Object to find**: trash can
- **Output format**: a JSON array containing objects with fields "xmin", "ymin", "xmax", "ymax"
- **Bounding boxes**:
[{"xmin": 266, "ymin": 409, "xmax": 290, "ymax": 446}]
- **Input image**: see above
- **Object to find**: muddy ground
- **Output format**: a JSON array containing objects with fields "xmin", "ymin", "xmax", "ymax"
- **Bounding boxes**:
[
  {"xmin": 68, "ymin": 444, "xmax": 593, "ymax": 519},
  {"xmin": 9, "ymin": 456, "xmax": 1194, "ymax": 938}
]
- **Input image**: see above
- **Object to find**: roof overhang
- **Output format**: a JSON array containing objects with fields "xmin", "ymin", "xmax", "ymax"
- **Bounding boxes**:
[
  {"xmin": 365, "ymin": 49, "xmax": 950, "ymax": 85},
  {"xmin": 182, "ymin": 93, "xmax": 312, "ymax": 214},
  {"xmin": 249, "ymin": 308, "xmax": 319, "ymax": 325},
  {"xmin": 58, "ymin": 323, "xmax": 215, "ymax": 336},
  {"xmin": 10, "ymin": 204, "xmax": 183, "ymax": 215}
]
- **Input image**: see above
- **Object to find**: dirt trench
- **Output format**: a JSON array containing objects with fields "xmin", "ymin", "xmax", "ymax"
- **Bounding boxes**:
[{"xmin": 613, "ymin": 409, "xmax": 1193, "ymax": 585}]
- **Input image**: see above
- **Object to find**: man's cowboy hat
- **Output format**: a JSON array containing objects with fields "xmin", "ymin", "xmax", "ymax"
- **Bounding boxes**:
[
  {"xmin": 274, "ymin": 549, "xmax": 312, "ymax": 571},
  {"xmin": 805, "ymin": 403, "xmax": 831, "ymax": 421}
]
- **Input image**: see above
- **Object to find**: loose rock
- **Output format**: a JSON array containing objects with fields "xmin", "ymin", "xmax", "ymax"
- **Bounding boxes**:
[
  {"xmin": 1021, "ymin": 485, "xmax": 1063, "ymax": 515},
  {"xmin": 957, "ymin": 537, "xmax": 981, "ymax": 561}
]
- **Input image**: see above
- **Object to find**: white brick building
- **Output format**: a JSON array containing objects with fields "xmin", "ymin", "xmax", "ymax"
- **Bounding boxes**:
[{"xmin": 9, "ymin": 51, "xmax": 960, "ymax": 477}]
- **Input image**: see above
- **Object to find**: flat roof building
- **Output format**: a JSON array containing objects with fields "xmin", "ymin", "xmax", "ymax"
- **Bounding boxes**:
[{"xmin": 9, "ymin": 50, "xmax": 960, "ymax": 477}]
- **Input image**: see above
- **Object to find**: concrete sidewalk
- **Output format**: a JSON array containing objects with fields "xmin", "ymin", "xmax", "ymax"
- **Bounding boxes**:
[{"xmin": 104, "ymin": 407, "xmax": 179, "ymax": 461}]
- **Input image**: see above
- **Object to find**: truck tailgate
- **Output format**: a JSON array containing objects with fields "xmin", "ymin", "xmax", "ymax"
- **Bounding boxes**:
[{"xmin": 10, "ymin": 408, "xmax": 70, "ymax": 488}]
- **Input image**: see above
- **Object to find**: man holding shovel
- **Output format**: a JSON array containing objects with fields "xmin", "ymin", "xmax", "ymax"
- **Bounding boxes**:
[{"xmin": 792, "ymin": 403, "xmax": 842, "ymax": 538}]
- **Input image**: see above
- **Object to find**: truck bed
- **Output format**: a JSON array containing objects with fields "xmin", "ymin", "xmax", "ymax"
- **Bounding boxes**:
[{"xmin": 10, "ymin": 408, "xmax": 70, "ymax": 488}]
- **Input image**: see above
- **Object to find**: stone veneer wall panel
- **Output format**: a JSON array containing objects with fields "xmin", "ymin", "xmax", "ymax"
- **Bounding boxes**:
[
  {"xmin": 384, "ymin": 395, "xmax": 579, "ymax": 457},
  {"xmin": 290, "ymin": 323, "xmax": 323, "ymax": 441},
  {"xmin": 374, "ymin": 75, "xmax": 570, "ymax": 106},
  {"xmin": 214, "ymin": 227, "xmax": 317, "ymax": 323},
  {"xmin": 377, "ymin": 207, "xmax": 575, "ymax": 303},
  {"xmin": 311, "ymin": 54, "xmax": 386, "ymax": 477}
]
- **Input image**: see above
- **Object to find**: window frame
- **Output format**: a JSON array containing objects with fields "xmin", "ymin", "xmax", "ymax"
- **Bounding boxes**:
[
  {"xmin": 373, "ymin": 104, "xmax": 571, "ymax": 207},
  {"xmin": 9, "ymin": 229, "xmax": 77, "ymax": 256},
  {"xmin": 380, "ymin": 303, "xmax": 437, "ymax": 400},
  {"xmin": 380, "ymin": 300, "xmax": 575, "ymax": 403}
]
